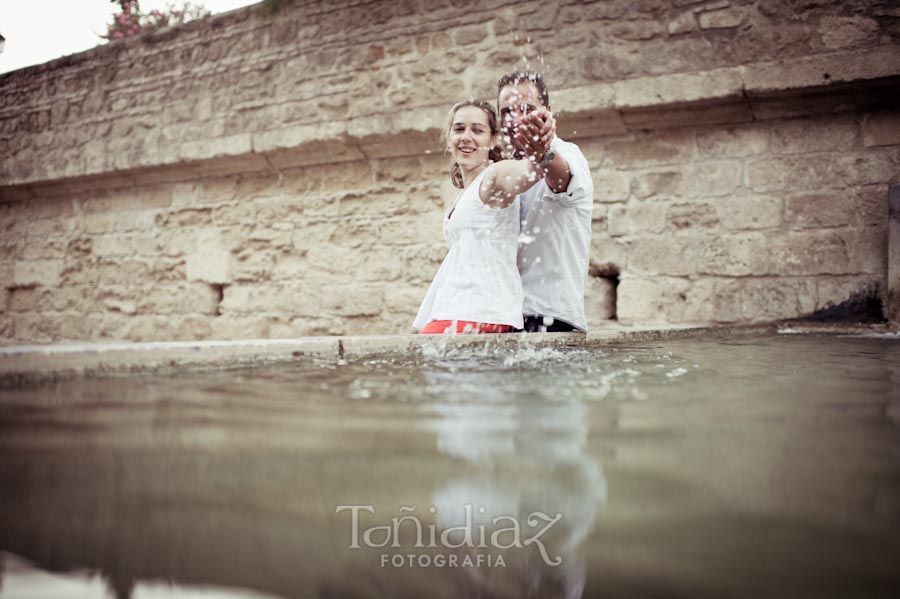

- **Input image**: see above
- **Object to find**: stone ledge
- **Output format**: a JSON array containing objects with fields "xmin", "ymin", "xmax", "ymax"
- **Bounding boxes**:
[{"xmin": 8, "ymin": 322, "xmax": 893, "ymax": 383}]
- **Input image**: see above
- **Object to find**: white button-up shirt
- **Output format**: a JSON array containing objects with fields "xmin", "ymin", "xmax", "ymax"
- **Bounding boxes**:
[{"xmin": 517, "ymin": 136, "xmax": 593, "ymax": 331}]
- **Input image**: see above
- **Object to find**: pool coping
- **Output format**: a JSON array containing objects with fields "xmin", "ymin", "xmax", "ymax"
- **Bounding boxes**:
[{"xmin": 0, "ymin": 321, "xmax": 896, "ymax": 383}]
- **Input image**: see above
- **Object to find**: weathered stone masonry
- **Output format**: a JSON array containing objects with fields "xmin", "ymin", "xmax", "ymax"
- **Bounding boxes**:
[{"xmin": 1, "ymin": 0, "xmax": 900, "ymax": 344}]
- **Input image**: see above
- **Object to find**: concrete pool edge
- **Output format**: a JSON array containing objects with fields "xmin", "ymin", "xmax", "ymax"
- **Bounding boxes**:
[{"xmin": 0, "ymin": 321, "xmax": 896, "ymax": 383}]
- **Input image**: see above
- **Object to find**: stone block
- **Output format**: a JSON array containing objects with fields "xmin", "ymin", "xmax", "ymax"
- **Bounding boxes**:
[
  {"xmin": 770, "ymin": 118, "xmax": 859, "ymax": 154},
  {"xmin": 740, "ymin": 277, "xmax": 817, "ymax": 321},
  {"xmin": 608, "ymin": 202, "xmax": 667, "ymax": 236},
  {"xmin": 186, "ymin": 249, "xmax": 234, "ymax": 285},
  {"xmin": 156, "ymin": 207, "xmax": 214, "ymax": 228},
  {"xmin": 58, "ymin": 313, "xmax": 91, "ymax": 341},
  {"xmin": 851, "ymin": 185, "xmax": 888, "ymax": 227},
  {"xmin": 862, "ymin": 112, "xmax": 900, "ymax": 148},
  {"xmin": 818, "ymin": 16, "xmax": 880, "ymax": 50},
  {"xmin": 0, "ymin": 314, "xmax": 14, "ymax": 339},
  {"xmin": 178, "ymin": 133, "xmax": 255, "ymax": 166},
  {"xmin": 13, "ymin": 313, "xmax": 61, "ymax": 343},
  {"xmin": 718, "ymin": 195, "xmax": 782, "ymax": 230},
  {"xmin": 454, "ymin": 24, "xmax": 489, "ymax": 46},
  {"xmin": 380, "ymin": 213, "xmax": 442, "ymax": 246},
  {"xmin": 338, "ymin": 191, "xmax": 413, "ymax": 219},
  {"xmin": 605, "ymin": 131, "xmax": 694, "ymax": 168},
  {"xmin": 403, "ymin": 243, "xmax": 447, "ymax": 282},
  {"xmin": 47, "ymin": 285, "xmax": 95, "ymax": 312},
  {"xmin": 115, "ymin": 210, "xmax": 158, "ymax": 232},
  {"xmin": 609, "ymin": 20, "xmax": 665, "ymax": 41},
  {"xmin": 198, "ymin": 178, "xmax": 239, "ymax": 205},
  {"xmin": 330, "ymin": 220, "xmax": 380, "ymax": 249},
  {"xmin": 668, "ymin": 11, "xmax": 697, "ymax": 35},
  {"xmin": 592, "ymin": 169, "xmax": 630, "ymax": 202},
  {"xmin": 615, "ymin": 276, "xmax": 667, "ymax": 325},
  {"xmin": 322, "ymin": 285, "xmax": 384, "ymax": 317},
  {"xmin": 232, "ymin": 247, "xmax": 276, "ymax": 283},
  {"xmin": 8, "ymin": 287, "xmax": 43, "ymax": 312},
  {"xmin": 21, "ymin": 239, "xmax": 66, "ymax": 261},
  {"xmin": 768, "ymin": 231, "xmax": 853, "ymax": 276},
  {"xmin": 832, "ymin": 149, "xmax": 900, "ymax": 187},
  {"xmin": 268, "ymin": 250, "xmax": 308, "ymax": 281},
  {"xmin": 0, "ymin": 287, "xmax": 7, "ymax": 313},
  {"xmin": 26, "ymin": 218, "xmax": 73, "ymax": 237},
  {"xmin": 700, "ymin": 234, "xmax": 771, "ymax": 276},
  {"xmin": 292, "ymin": 221, "xmax": 337, "ymax": 253},
  {"xmin": 682, "ymin": 161, "xmax": 742, "ymax": 197},
  {"xmin": 627, "ymin": 236, "xmax": 703, "ymax": 276},
  {"xmin": 13, "ymin": 260, "xmax": 62, "ymax": 287},
  {"xmin": 698, "ymin": 8, "xmax": 745, "ymax": 29},
  {"xmin": 356, "ymin": 247, "xmax": 404, "ymax": 282},
  {"xmin": 592, "ymin": 204, "xmax": 609, "ymax": 230},
  {"xmin": 81, "ymin": 192, "xmax": 142, "ymax": 213},
  {"xmin": 27, "ymin": 196, "xmax": 74, "ymax": 219},
  {"xmin": 847, "ymin": 225, "xmax": 889, "ymax": 275},
  {"xmin": 630, "ymin": 169, "xmax": 683, "ymax": 199},
  {"xmin": 745, "ymin": 154, "xmax": 840, "ymax": 193},
  {"xmin": 248, "ymin": 225, "xmax": 294, "ymax": 249},
  {"xmin": 784, "ymin": 190, "xmax": 853, "ymax": 229},
  {"xmin": 103, "ymin": 297, "xmax": 138, "ymax": 316},
  {"xmin": 92, "ymin": 234, "xmax": 157, "ymax": 257},
  {"xmin": 385, "ymin": 285, "xmax": 426, "ymax": 317},
  {"xmin": 220, "ymin": 283, "xmax": 318, "ymax": 316},
  {"xmin": 171, "ymin": 182, "xmax": 203, "ymax": 207},
  {"xmin": 675, "ymin": 278, "xmax": 718, "ymax": 323},
  {"xmin": 209, "ymin": 315, "xmax": 275, "ymax": 340},
  {"xmin": 668, "ymin": 202, "xmax": 719, "ymax": 230},
  {"xmin": 695, "ymin": 126, "xmax": 769, "ymax": 158},
  {"xmin": 729, "ymin": 23, "xmax": 812, "ymax": 65},
  {"xmin": 589, "ymin": 237, "xmax": 628, "ymax": 272}
]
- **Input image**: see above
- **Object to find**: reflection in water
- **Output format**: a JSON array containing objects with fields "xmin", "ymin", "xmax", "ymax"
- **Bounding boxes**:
[
  {"xmin": 430, "ymin": 393, "xmax": 606, "ymax": 598},
  {"xmin": 0, "ymin": 335, "xmax": 899, "ymax": 598}
]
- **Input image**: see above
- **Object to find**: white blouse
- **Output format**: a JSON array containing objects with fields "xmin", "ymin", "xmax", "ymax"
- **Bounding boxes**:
[{"xmin": 413, "ymin": 168, "xmax": 524, "ymax": 331}]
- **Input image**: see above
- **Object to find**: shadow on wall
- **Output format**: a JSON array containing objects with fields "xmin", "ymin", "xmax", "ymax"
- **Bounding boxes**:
[
  {"xmin": 589, "ymin": 261, "xmax": 620, "ymax": 321},
  {"xmin": 803, "ymin": 283, "xmax": 885, "ymax": 322}
]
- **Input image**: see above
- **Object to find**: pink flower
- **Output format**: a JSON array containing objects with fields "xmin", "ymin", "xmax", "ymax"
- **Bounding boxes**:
[{"xmin": 114, "ymin": 31, "xmax": 125, "ymax": 39}]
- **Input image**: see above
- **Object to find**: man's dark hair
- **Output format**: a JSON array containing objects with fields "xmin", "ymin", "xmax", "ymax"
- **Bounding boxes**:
[{"xmin": 497, "ymin": 71, "xmax": 550, "ymax": 106}]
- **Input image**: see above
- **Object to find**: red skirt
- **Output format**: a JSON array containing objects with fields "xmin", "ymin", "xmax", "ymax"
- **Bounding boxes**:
[{"xmin": 419, "ymin": 320, "xmax": 514, "ymax": 335}]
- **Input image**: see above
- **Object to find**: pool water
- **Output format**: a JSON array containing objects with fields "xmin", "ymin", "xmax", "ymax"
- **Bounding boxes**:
[{"xmin": 1, "ymin": 332, "xmax": 898, "ymax": 598}]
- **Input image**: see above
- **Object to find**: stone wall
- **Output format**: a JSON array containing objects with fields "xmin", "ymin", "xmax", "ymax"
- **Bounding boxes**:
[{"xmin": 2, "ymin": 0, "xmax": 900, "ymax": 343}]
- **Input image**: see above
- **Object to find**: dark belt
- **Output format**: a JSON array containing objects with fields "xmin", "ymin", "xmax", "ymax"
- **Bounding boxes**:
[{"xmin": 520, "ymin": 315, "xmax": 578, "ymax": 333}]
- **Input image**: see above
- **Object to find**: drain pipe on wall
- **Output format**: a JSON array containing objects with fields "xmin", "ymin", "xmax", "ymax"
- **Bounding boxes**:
[{"xmin": 890, "ymin": 185, "xmax": 900, "ymax": 325}]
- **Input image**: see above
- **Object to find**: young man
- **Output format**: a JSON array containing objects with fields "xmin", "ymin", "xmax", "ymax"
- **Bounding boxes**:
[{"xmin": 497, "ymin": 71, "xmax": 594, "ymax": 333}]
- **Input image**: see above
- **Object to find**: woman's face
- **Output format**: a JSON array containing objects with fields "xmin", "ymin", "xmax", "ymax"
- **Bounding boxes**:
[{"xmin": 448, "ymin": 106, "xmax": 494, "ymax": 172}]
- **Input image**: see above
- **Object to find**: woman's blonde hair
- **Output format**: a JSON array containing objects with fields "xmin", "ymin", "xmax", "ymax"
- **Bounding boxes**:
[{"xmin": 443, "ymin": 99, "xmax": 504, "ymax": 189}]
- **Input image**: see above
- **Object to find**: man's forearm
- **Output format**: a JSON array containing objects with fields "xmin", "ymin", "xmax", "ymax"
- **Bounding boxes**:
[{"xmin": 544, "ymin": 152, "xmax": 571, "ymax": 193}]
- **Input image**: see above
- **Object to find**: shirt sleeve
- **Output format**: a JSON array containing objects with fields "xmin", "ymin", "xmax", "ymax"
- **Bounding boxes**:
[{"xmin": 541, "ymin": 138, "xmax": 593, "ymax": 209}]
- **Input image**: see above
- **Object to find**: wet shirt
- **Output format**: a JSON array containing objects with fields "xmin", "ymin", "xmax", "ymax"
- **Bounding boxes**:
[
  {"xmin": 413, "ymin": 168, "xmax": 524, "ymax": 330},
  {"xmin": 517, "ymin": 136, "xmax": 593, "ymax": 332}
]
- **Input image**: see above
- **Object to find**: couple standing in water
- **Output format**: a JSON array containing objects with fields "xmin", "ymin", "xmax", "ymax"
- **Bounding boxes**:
[{"xmin": 414, "ymin": 71, "xmax": 593, "ymax": 335}]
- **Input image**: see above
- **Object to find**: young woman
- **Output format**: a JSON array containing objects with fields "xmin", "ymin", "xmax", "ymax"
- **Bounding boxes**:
[{"xmin": 413, "ymin": 99, "xmax": 548, "ymax": 334}]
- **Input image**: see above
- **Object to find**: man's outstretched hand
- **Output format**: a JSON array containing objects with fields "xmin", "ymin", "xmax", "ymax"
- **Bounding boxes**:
[{"xmin": 514, "ymin": 108, "xmax": 556, "ymax": 162}]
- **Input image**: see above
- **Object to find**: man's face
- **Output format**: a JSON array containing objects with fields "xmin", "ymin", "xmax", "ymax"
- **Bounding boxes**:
[{"xmin": 498, "ymin": 81, "xmax": 545, "ymax": 150}]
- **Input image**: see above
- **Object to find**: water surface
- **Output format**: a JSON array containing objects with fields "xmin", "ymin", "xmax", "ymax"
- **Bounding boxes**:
[{"xmin": 1, "ymin": 333, "xmax": 898, "ymax": 598}]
